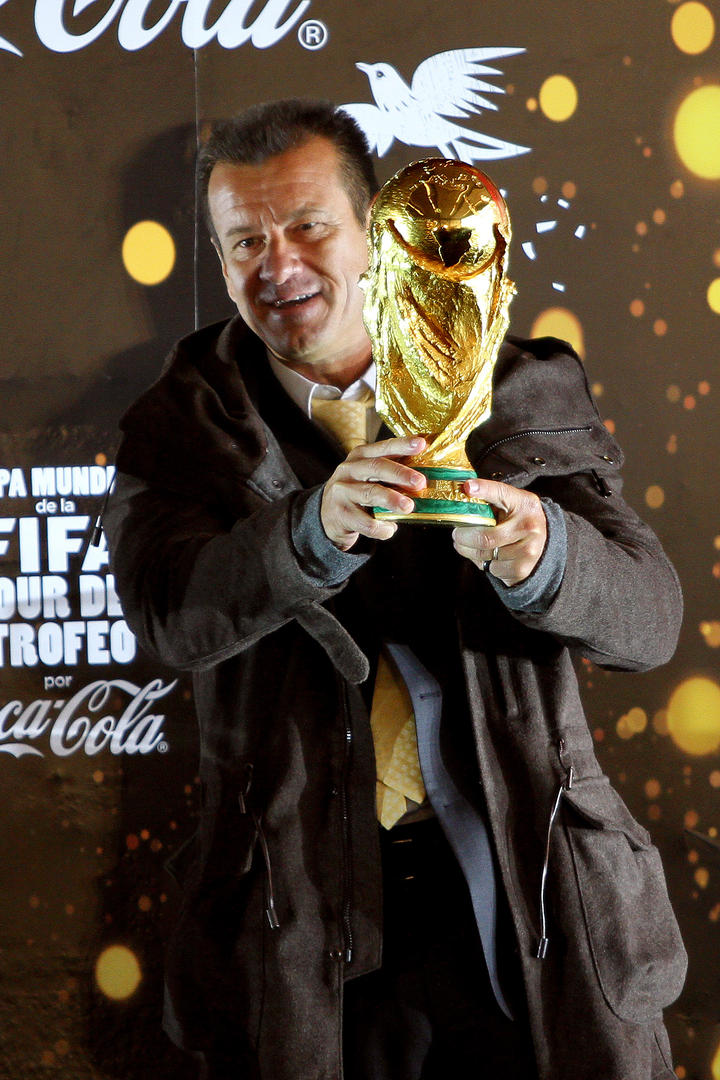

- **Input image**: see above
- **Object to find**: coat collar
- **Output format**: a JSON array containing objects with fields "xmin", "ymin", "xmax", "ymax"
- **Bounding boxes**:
[{"xmin": 116, "ymin": 318, "xmax": 622, "ymax": 500}]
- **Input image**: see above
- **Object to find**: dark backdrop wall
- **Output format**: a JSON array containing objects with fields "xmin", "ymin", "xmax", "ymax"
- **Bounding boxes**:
[{"xmin": 1, "ymin": 1, "xmax": 719, "ymax": 1076}]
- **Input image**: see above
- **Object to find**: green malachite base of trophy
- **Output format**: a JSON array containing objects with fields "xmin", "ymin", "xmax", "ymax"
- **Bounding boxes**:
[{"xmin": 373, "ymin": 466, "xmax": 496, "ymax": 527}]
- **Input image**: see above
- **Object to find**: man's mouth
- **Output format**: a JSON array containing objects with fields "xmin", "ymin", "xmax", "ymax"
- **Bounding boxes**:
[{"xmin": 269, "ymin": 292, "xmax": 319, "ymax": 310}]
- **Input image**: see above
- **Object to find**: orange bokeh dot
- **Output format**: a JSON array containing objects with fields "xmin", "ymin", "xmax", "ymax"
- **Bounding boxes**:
[
  {"xmin": 126, "ymin": 834, "xmax": 139, "ymax": 851},
  {"xmin": 93, "ymin": 770, "xmax": 104, "ymax": 784},
  {"xmin": 630, "ymin": 299, "xmax": 645, "ymax": 317},
  {"xmin": 603, "ymin": 418, "xmax": 616, "ymax": 434},
  {"xmin": 138, "ymin": 895, "xmax": 152, "ymax": 912},
  {"xmin": 562, "ymin": 180, "xmax": 577, "ymax": 199},
  {"xmin": 95, "ymin": 452, "xmax": 107, "ymax": 466},
  {"xmin": 688, "ymin": 849, "xmax": 699, "ymax": 864},
  {"xmin": 532, "ymin": 176, "xmax": 548, "ymax": 194},
  {"xmin": 684, "ymin": 394, "xmax": 696, "ymax": 409},
  {"xmin": 526, "ymin": 97, "xmax": 538, "ymax": 112},
  {"xmin": 714, "ymin": 536, "xmax": 720, "ymax": 550},
  {"xmin": 653, "ymin": 709, "xmax": 669, "ymax": 735},
  {"xmin": 140, "ymin": 829, "xmax": 150, "ymax": 841},
  {"xmin": 645, "ymin": 485, "xmax": 665, "ymax": 509},
  {"xmin": 713, "ymin": 562, "xmax": 720, "ymax": 579},
  {"xmin": 666, "ymin": 434, "xmax": 678, "ymax": 454},
  {"xmin": 670, "ymin": 179, "xmax": 685, "ymax": 198},
  {"xmin": 654, "ymin": 319, "xmax": 668, "ymax": 336},
  {"xmin": 645, "ymin": 778, "xmax": 662, "ymax": 799},
  {"xmin": 700, "ymin": 621, "xmax": 720, "ymax": 646},
  {"xmin": 653, "ymin": 209, "xmax": 667, "ymax": 224},
  {"xmin": 685, "ymin": 809, "xmax": 700, "ymax": 829},
  {"xmin": 636, "ymin": 221, "xmax": 648, "ymax": 236},
  {"xmin": 65, "ymin": 904, "xmax": 75, "ymax": 917},
  {"xmin": 699, "ymin": 380, "xmax": 710, "ymax": 394},
  {"xmin": 643, "ymin": 146, "xmax": 652, "ymax": 158},
  {"xmin": 593, "ymin": 727, "xmax": 605, "ymax": 742},
  {"xmin": 647, "ymin": 804, "xmax": 662, "ymax": 821},
  {"xmin": 695, "ymin": 866, "xmax": 709, "ymax": 888},
  {"xmin": 666, "ymin": 384, "xmax": 681, "ymax": 403},
  {"xmin": 710, "ymin": 770, "xmax": 720, "ymax": 787}
]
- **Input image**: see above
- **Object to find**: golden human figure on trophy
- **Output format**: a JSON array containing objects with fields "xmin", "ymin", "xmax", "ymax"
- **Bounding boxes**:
[{"xmin": 361, "ymin": 157, "xmax": 516, "ymax": 525}]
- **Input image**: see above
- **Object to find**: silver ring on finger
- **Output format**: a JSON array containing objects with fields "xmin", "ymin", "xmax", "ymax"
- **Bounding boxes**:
[
  {"xmin": 481, "ymin": 559, "xmax": 491, "ymax": 572},
  {"xmin": 491, "ymin": 546, "xmax": 500, "ymax": 562}
]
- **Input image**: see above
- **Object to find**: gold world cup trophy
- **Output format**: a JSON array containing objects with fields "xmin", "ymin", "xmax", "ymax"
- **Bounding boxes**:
[{"xmin": 361, "ymin": 158, "xmax": 516, "ymax": 526}]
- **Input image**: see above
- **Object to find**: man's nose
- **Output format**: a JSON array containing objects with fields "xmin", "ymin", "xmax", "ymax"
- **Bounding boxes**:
[{"xmin": 258, "ymin": 235, "xmax": 298, "ymax": 285}]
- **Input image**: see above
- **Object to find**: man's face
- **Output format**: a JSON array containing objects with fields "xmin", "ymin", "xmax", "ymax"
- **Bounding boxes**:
[{"xmin": 208, "ymin": 136, "xmax": 371, "ymax": 382}]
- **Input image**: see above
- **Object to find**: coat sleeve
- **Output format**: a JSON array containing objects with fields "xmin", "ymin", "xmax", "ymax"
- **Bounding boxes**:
[
  {"xmin": 487, "ymin": 470, "xmax": 683, "ymax": 671},
  {"xmin": 104, "ymin": 472, "xmax": 368, "ymax": 672}
]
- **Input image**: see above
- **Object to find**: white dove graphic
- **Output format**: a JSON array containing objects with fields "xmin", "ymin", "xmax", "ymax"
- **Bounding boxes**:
[{"xmin": 341, "ymin": 47, "xmax": 530, "ymax": 161}]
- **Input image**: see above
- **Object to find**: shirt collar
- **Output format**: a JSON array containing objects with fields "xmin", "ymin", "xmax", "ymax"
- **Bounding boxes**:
[{"xmin": 267, "ymin": 351, "xmax": 376, "ymax": 418}]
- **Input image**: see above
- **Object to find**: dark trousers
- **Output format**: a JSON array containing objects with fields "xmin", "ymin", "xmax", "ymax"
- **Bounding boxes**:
[{"xmin": 343, "ymin": 817, "xmax": 537, "ymax": 1079}]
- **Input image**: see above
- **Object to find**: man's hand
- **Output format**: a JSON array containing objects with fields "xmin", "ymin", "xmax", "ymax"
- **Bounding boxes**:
[
  {"xmin": 452, "ymin": 478, "xmax": 548, "ymax": 586},
  {"xmin": 321, "ymin": 437, "xmax": 427, "ymax": 551}
]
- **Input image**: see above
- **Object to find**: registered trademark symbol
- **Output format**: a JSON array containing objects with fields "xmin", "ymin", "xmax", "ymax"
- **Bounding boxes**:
[
  {"xmin": 157, "ymin": 741, "xmax": 169, "ymax": 754},
  {"xmin": 298, "ymin": 19, "xmax": 328, "ymax": 50}
]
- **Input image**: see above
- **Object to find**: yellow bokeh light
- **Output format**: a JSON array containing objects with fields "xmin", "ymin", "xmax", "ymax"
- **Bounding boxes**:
[
  {"xmin": 695, "ymin": 866, "xmax": 710, "ymax": 888},
  {"xmin": 713, "ymin": 1038, "xmax": 720, "ymax": 1080},
  {"xmin": 530, "ymin": 307, "xmax": 584, "ymax": 357},
  {"xmin": 539, "ymin": 75, "xmax": 578, "ymax": 122},
  {"xmin": 653, "ymin": 709, "xmax": 669, "ymax": 735},
  {"xmin": 707, "ymin": 278, "xmax": 720, "ymax": 313},
  {"xmin": 671, "ymin": 2, "xmax": 715, "ymax": 54},
  {"xmin": 95, "ymin": 945, "xmax": 142, "ymax": 1001},
  {"xmin": 673, "ymin": 85, "xmax": 720, "ymax": 179},
  {"xmin": 667, "ymin": 677, "xmax": 720, "ymax": 755},
  {"xmin": 626, "ymin": 707, "xmax": 648, "ymax": 733},
  {"xmin": 122, "ymin": 220, "xmax": 176, "ymax": 285},
  {"xmin": 645, "ymin": 485, "xmax": 665, "ymax": 509},
  {"xmin": 700, "ymin": 621, "xmax": 720, "ymax": 647}
]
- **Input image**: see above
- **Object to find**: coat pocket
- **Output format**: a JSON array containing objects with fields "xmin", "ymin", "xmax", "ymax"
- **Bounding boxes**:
[{"xmin": 562, "ymin": 777, "xmax": 687, "ymax": 1023}]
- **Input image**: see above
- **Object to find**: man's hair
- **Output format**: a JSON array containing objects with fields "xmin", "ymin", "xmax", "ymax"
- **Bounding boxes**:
[{"xmin": 197, "ymin": 98, "xmax": 379, "ymax": 243}]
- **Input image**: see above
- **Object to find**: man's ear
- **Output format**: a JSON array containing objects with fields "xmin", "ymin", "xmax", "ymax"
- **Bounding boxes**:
[{"xmin": 211, "ymin": 237, "xmax": 225, "ymax": 271}]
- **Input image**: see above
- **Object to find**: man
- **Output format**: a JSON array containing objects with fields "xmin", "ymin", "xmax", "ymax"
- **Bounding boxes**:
[{"xmin": 105, "ymin": 99, "xmax": 686, "ymax": 1079}]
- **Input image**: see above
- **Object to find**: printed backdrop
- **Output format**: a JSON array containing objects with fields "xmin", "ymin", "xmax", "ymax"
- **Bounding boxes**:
[{"xmin": 1, "ymin": 1, "xmax": 719, "ymax": 1076}]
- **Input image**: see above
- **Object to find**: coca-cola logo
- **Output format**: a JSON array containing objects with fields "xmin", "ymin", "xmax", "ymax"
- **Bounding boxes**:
[
  {"xmin": 0, "ymin": 0, "xmax": 319, "ymax": 58},
  {"xmin": 0, "ymin": 677, "xmax": 176, "ymax": 757}
]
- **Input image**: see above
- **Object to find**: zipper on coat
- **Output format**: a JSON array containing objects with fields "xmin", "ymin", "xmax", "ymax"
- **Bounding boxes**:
[
  {"xmin": 590, "ymin": 469, "xmax": 613, "ymax": 497},
  {"xmin": 237, "ymin": 763, "xmax": 280, "ymax": 931},
  {"xmin": 340, "ymin": 682, "xmax": 354, "ymax": 964},
  {"xmin": 535, "ymin": 750, "xmax": 575, "ymax": 960},
  {"xmin": 472, "ymin": 425, "xmax": 593, "ymax": 466}
]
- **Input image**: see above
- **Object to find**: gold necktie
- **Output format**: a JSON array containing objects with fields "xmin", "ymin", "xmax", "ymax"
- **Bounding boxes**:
[
  {"xmin": 370, "ymin": 648, "xmax": 426, "ymax": 829},
  {"xmin": 310, "ymin": 391, "xmax": 425, "ymax": 828},
  {"xmin": 310, "ymin": 390, "xmax": 373, "ymax": 454}
]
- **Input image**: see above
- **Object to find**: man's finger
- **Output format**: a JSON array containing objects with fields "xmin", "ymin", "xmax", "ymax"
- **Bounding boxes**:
[{"xmin": 348, "ymin": 435, "xmax": 427, "ymax": 461}]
